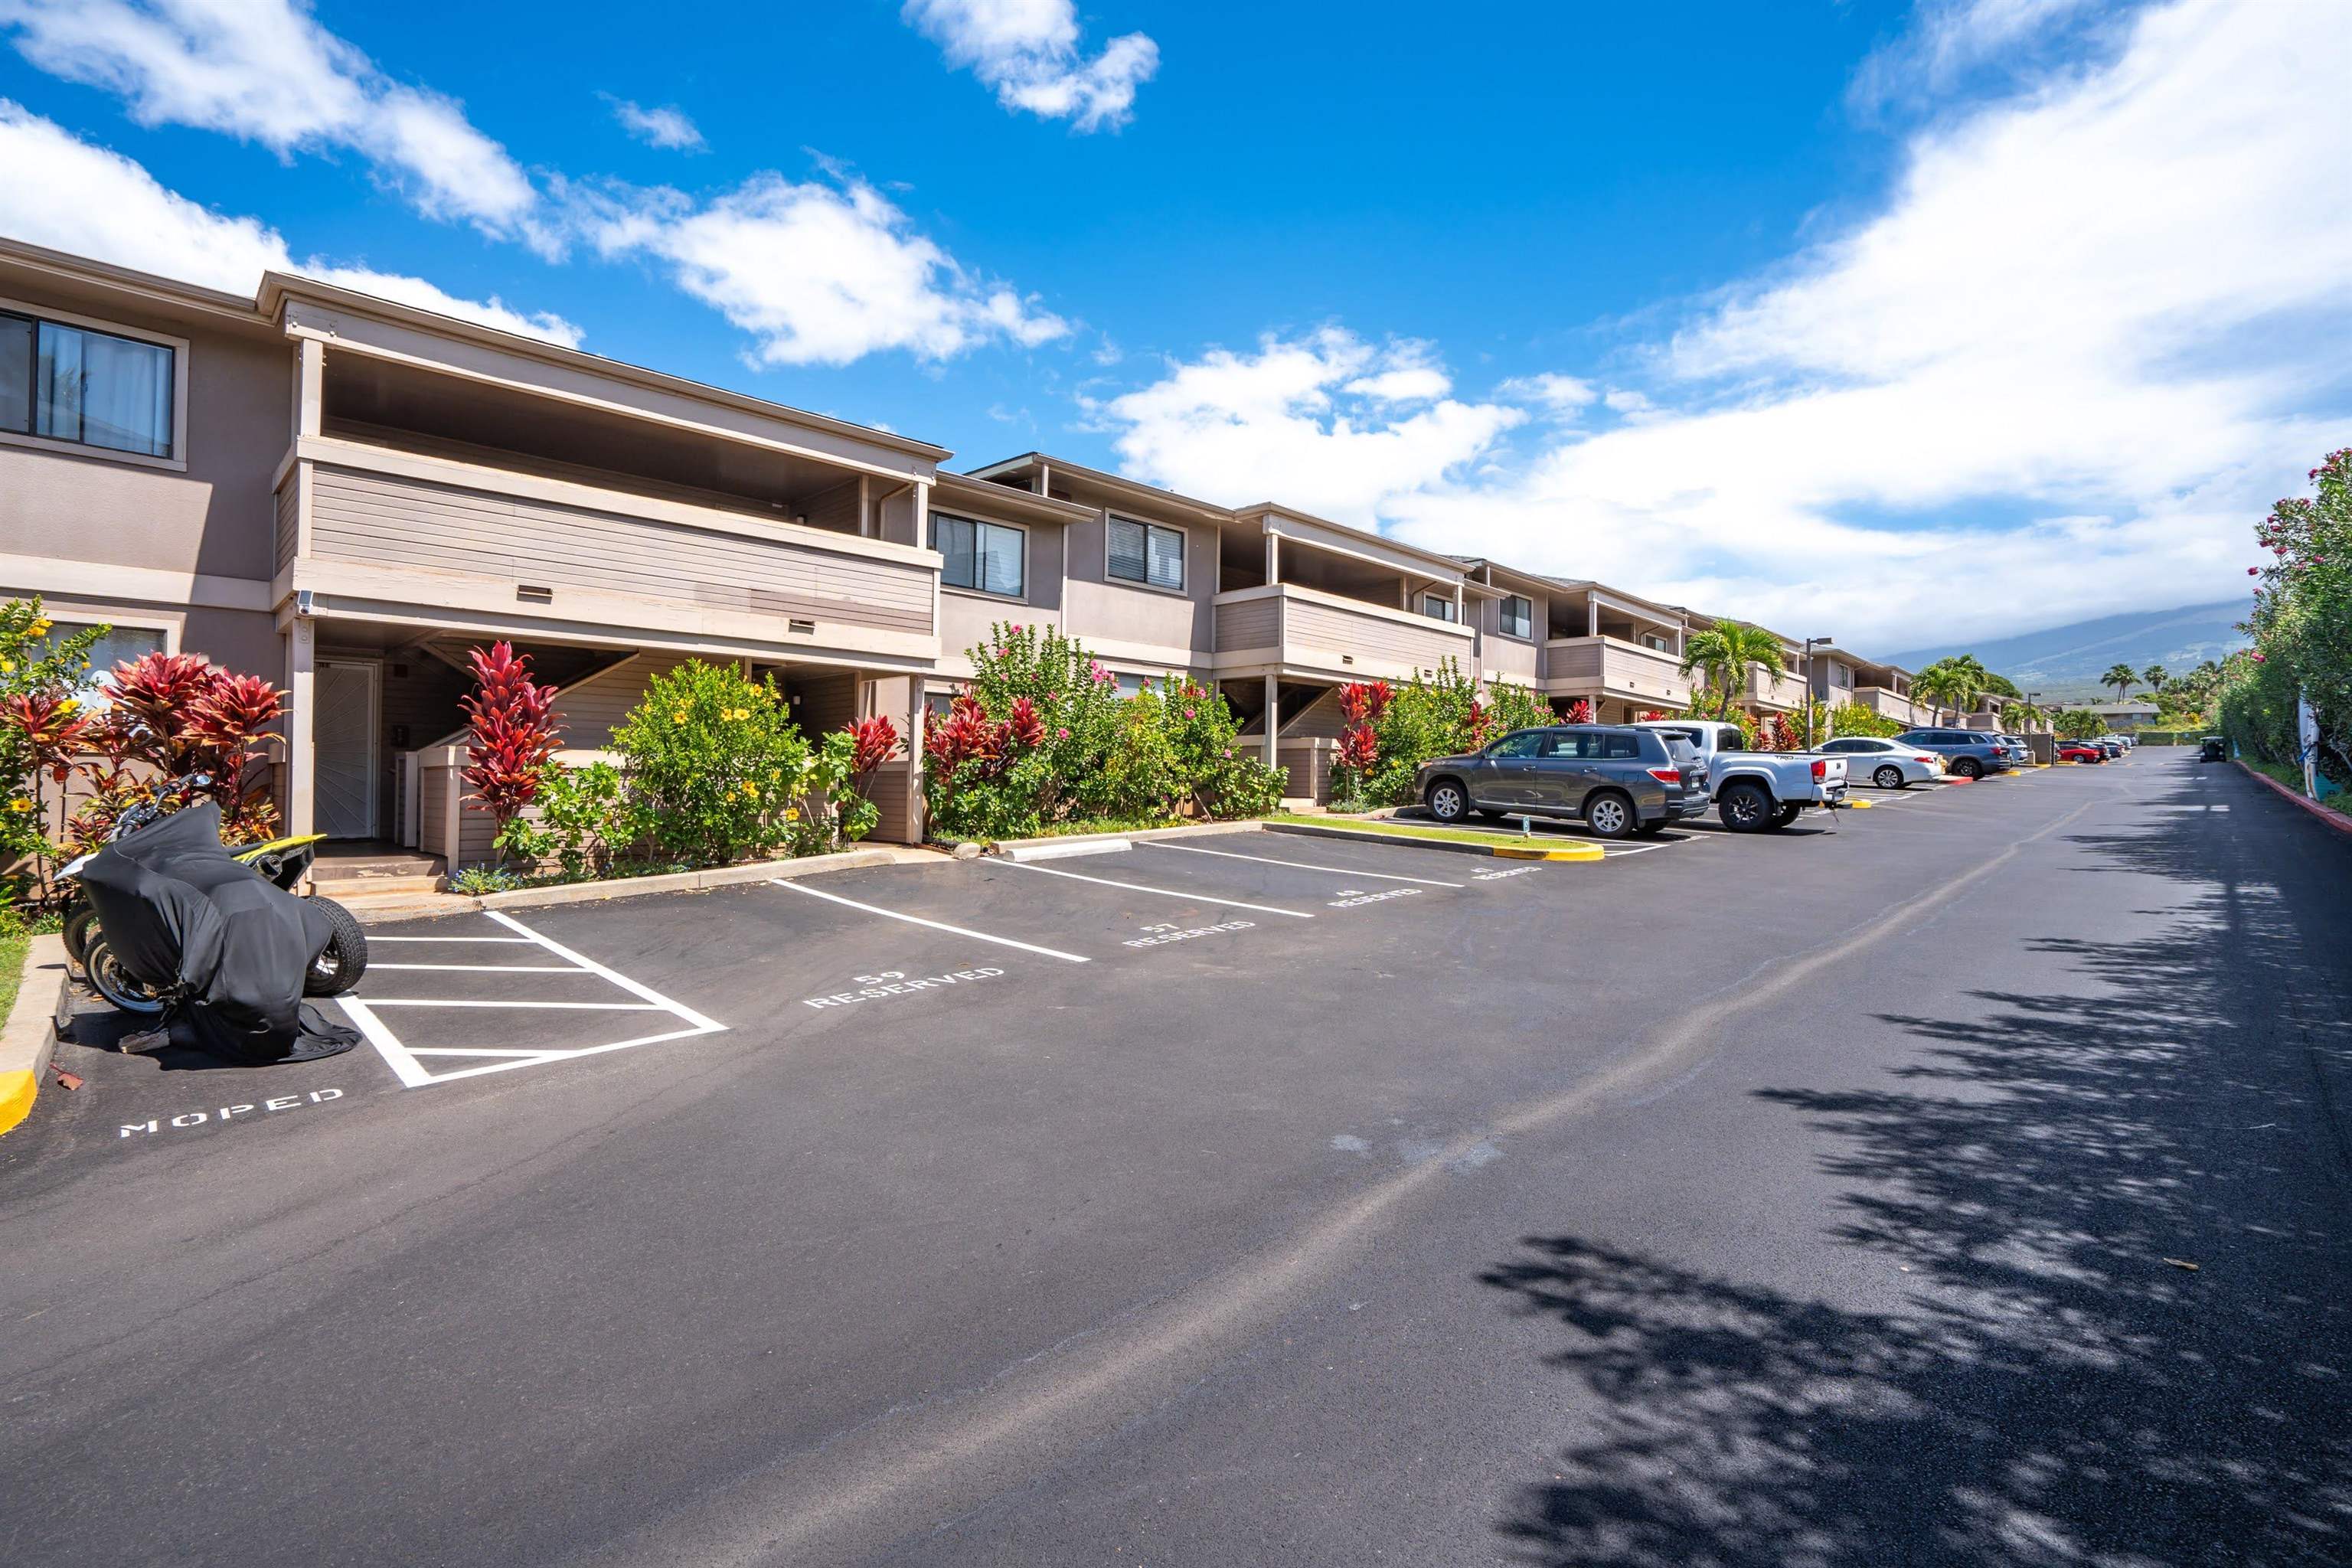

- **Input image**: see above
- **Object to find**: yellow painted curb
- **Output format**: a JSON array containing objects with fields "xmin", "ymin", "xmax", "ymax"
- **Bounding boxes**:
[
  {"xmin": 1493, "ymin": 843, "xmax": 1606, "ymax": 861},
  {"xmin": 0, "ymin": 1070, "xmax": 34, "ymax": 1137},
  {"xmin": 0, "ymin": 933, "xmax": 68, "ymax": 1138},
  {"xmin": 1848, "ymin": 799, "xmax": 1876, "ymax": 808}
]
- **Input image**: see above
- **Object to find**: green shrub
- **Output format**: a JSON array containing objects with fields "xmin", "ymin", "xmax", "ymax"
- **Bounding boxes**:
[
  {"xmin": 923, "ymin": 624, "xmax": 1282, "ymax": 840},
  {"xmin": 1828, "ymin": 702, "xmax": 1906, "ymax": 738},
  {"xmin": 450, "ymin": 865, "xmax": 524, "ymax": 896},
  {"xmin": 613, "ymin": 661, "xmax": 812, "ymax": 867},
  {"xmin": 531, "ymin": 760, "xmax": 631, "ymax": 881},
  {"xmin": 1360, "ymin": 659, "xmax": 1547, "ymax": 807}
]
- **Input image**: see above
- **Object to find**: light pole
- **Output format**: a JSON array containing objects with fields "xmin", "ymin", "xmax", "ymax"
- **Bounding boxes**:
[
  {"xmin": 2027, "ymin": 691, "xmax": 2043, "ymax": 765},
  {"xmin": 1802, "ymin": 636, "xmax": 1833, "ymax": 748}
]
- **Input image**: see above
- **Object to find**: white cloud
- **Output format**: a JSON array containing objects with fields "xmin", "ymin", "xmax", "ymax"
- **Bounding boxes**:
[
  {"xmin": 0, "ymin": 103, "xmax": 582, "ymax": 345},
  {"xmin": 1497, "ymin": 372, "xmax": 1599, "ymax": 412},
  {"xmin": 1094, "ymin": 0, "xmax": 2352, "ymax": 650},
  {"xmin": 903, "ymin": 0, "xmax": 1158, "ymax": 132},
  {"xmin": 570, "ymin": 169, "xmax": 1066, "ymax": 366},
  {"xmin": 607, "ymin": 96, "xmax": 703, "ymax": 152},
  {"xmin": 1101, "ymin": 328, "xmax": 1523, "ymax": 521},
  {"xmin": 0, "ymin": 0, "xmax": 544, "ymax": 244}
]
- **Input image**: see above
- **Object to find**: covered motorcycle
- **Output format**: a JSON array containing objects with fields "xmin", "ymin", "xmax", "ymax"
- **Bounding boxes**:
[{"xmin": 76, "ymin": 801, "xmax": 361, "ymax": 1064}]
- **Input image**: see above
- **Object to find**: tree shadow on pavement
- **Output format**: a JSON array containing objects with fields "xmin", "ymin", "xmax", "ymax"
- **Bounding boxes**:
[{"xmin": 1481, "ymin": 766, "xmax": 2352, "ymax": 1566}]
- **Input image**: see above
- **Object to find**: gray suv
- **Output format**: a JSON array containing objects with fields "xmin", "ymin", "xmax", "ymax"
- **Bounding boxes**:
[
  {"xmin": 1415, "ymin": 725, "xmax": 1710, "ymax": 839},
  {"xmin": 1895, "ymin": 727, "xmax": 2016, "ymax": 779}
]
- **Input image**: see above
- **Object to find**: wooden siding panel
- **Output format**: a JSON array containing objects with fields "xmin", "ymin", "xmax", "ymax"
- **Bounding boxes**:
[
  {"xmin": 1285, "ymin": 597, "xmax": 1466, "ymax": 670},
  {"xmin": 274, "ymin": 479, "xmax": 297, "ymax": 574},
  {"xmin": 550, "ymin": 652, "xmax": 695, "ymax": 750},
  {"xmin": 308, "ymin": 466, "xmax": 934, "ymax": 635},
  {"xmin": 1215, "ymin": 596, "xmax": 1280, "ymax": 652}
]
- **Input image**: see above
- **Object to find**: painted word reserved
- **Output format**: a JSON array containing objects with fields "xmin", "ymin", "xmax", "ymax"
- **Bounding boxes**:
[
  {"xmin": 803, "ymin": 966, "xmax": 1006, "ymax": 1009},
  {"xmin": 1125, "ymin": 920, "xmax": 1256, "ymax": 949},
  {"xmin": 122, "ymin": 1087, "xmax": 345, "ymax": 1137}
]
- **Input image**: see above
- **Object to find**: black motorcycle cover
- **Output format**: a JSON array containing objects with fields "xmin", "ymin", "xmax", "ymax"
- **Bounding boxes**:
[{"xmin": 78, "ymin": 802, "xmax": 360, "ymax": 1064}]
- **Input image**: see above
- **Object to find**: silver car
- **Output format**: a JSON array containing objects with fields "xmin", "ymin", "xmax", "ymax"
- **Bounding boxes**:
[{"xmin": 1814, "ymin": 735, "xmax": 1944, "ymax": 789}]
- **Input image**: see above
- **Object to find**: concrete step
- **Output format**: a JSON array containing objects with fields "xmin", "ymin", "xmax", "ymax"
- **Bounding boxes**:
[{"xmin": 315, "ymin": 873, "xmax": 447, "ymax": 901}]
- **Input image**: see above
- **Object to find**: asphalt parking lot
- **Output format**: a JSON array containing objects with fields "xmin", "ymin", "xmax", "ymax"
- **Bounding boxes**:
[{"xmin": 9, "ymin": 747, "xmax": 2344, "ymax": 1568}]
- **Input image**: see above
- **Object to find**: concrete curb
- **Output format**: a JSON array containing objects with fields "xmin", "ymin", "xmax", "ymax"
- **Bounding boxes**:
[
  {"xmin": 985, "ymin": 821, "xmax": 1266, "ymax": 858},
  {"xmin": 2237, "ymin": 760, "xmax": 2352, "ymax": 838},
  {"xmin": 0, "ymin": 933, "xmax": 69, "ymax": 1138},
  {"xmin": 346, "ymin": 846, "xmax": 931, "ymax": 925},
  {"xmin": 1264, "ymin": 820, "xmax": 1605, "ymax": 861}
]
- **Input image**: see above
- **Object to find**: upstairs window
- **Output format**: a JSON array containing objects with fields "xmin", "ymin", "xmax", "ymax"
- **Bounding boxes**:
[
  {"xmin": 0, "ymin": 311, "xmax": 177, "ymax": 459},
  {"xmin": 931, "ymin": 512, "xmax": 1024, "ymax": 598},
  {"xmin": 1498, "ymin": 594, "xmax": 1533, "ymax": 639},
  {"xmin": 1108, "ymin": 517, "xmax": 1184, "ymax": 591},
  {"xmin": 1420, "ymin": 593, "xmax": 1458, "ymax": 622}
]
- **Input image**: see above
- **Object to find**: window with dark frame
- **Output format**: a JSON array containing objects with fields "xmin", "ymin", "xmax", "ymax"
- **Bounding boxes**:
[
  {"xmin": 1420, "ymin": 593, "xmax": 1458, "ymax": 622},
  {"xmin": 1499, "ymin": 594, "xmax": 1533, "ymax": 639},
  {"xmin": 930, "ymin": 511, "xmax": 1025, "ymax": 598},
  {"xmin": 1108, "ymin": 516, "xmax": 1184, "ymax": 591},
  {"xmin": 0, "ymin": 309, "xmax": 175, "ymax": 459}
]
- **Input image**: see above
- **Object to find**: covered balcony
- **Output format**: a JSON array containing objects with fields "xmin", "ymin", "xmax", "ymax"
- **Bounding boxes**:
[{"xmin": 1540, "ymin": 583, "xmax": 1692, "ymax": 718}]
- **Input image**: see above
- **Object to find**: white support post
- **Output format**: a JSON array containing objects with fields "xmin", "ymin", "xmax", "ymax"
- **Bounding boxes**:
[
  {"xmin": 905, "ymin": 681, "xmax": 928, "ymax": 844},
  {"xmin": 1266, "ymin": 531, "xmax": 1280, "ymax": 586},
  {"xmin": 1263, "ymin": 674, "xmax": 1279, "ymax": 768},
  {"xmin": 285, "ymin": 620, "xmax": 316, "ymax": 838}
]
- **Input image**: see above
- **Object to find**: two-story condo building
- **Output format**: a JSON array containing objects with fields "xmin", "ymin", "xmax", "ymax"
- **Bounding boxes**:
[{"xmin": 4, "ymin": 238, "xmax": 1904, "ymax": 869}]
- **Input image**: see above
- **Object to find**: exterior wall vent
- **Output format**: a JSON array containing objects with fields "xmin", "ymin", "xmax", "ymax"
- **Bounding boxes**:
[
  {"xmin": 516, "ymin": 585, "xmax": 554, "ymax": 604},
  {"xmin": 787, "ymin": 618, "xmax": 816, "ymax": 635}
]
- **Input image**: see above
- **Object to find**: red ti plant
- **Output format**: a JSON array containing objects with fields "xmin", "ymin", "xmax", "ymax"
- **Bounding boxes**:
[
  {"xmin": 1764, "ymin": 713, "xmax": 1800, "ymax": 753},
  {"xmin": 1563, "ymin": 697, "xmax": 1595, "ymax": 724},
  {"xmin": 1337, "ymin": 680, "xmax": 1393, "ymax": 726},
  {"xmin": 459, "ymin": 642, "xmax": 561, "ymax": 857},
  {"xmin": 86, "ymin": 651, "xmax": 288, "ymax": 842},
  {"xmin": 1005, "ymin": 695, "xmax": 1047, "ymax": 750},
  {"xmin": 844, "ymin": 715, "xmax": 900, "ymax": 793},
  {"xmin": 1636, "ymin": 708, "xmax": 1669, "ymax": 722}
]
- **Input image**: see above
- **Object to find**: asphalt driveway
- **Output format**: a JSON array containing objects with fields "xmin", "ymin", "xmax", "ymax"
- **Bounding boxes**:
[{"xmin": 3, "ymin": 750, "xmax": 2344, "ymax": 1567}]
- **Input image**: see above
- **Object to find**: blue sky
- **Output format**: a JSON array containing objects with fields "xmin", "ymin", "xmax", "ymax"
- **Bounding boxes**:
[{"xmin": 2, "ymin": 0, "xmax": 2345, "ymax": 652}]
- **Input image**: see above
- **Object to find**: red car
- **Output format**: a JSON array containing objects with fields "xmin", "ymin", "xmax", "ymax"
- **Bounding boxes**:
[{"xmin": 2056, "ymin": 742, "xmax": 2105, "ymax": 763}]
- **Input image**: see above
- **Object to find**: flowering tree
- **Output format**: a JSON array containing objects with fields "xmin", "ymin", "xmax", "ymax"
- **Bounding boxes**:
[
  {"xmin": 2224, "ymin": 446, "xmax": 2350, "ymax": 785},
  {"xmin": 459, "ymin": 642, "xmax": 563, "ymax": 861}
]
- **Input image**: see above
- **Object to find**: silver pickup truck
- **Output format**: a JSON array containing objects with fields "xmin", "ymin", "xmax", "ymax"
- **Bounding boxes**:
[{"xmin": 1632, "ymin": 720, "xmax": 1849, "ymax": 832}]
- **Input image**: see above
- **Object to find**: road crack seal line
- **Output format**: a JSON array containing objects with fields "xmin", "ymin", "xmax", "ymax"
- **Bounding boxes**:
[{"xmin": 583, "ymin": 799, "xmax": 2099, "ymax": 1568}]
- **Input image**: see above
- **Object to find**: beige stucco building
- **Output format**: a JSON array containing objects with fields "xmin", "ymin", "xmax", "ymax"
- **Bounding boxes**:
[{"xmin": 2, "ymin": 238, "xmax": 1882, "ymax": 869}]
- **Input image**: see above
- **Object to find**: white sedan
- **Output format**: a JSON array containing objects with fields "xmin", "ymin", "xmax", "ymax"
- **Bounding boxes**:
[{"xmin": 1813, "ymin": 736, "xmax": 1946, "ymax": 789}]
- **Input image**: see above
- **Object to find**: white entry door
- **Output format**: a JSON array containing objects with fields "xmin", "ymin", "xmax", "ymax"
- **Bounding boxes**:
[{"xmin": 314, "ymin": 660, "xmax": 380, "ymax": 839}]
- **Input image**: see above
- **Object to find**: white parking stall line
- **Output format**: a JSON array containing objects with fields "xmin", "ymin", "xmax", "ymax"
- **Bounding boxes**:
[
  {"xmin": 1141, "ymin": 841, "xmax": 1465, "ymax": 888},
  {"xmin": 358, "ymin": 999, "xmax": 669, "ymax": 1010},
  {"xmin": 339, "ymin": 910, "xmax": 725, "ymax": 1088},
  {"xmin": 484, "ymin": 910, "xmax": 727, "ymax": 1027},
  {"xmin": 368, "ymin": 936, "xmax": 535, "ymax": 943},
  {"xmin": 771, "ymin": 878, "xmax": 1092, "ymax": 962},
  {"xmin": 368, "ymin": 963, "xmax": 591, "ymax": 973},
  {"xmin": 1000, "ymin": 858, "xmax": 1315, "ymax": 918}
]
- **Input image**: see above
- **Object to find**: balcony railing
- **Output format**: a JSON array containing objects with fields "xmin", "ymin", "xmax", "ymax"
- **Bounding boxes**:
[
  {"xmin": 1745, "ymin": 666, "xmax": 1808, "ymax": 709},
  {"xmin": 1854, "ymin": 684, "xmax": 1916, "ymax": 722},
  {"xmin": 1542, "ymin": 635, "xmax": 1692, "ymax": 708},
  {"xmin": 1213, "ymin": 583, "xmax": 1474, "ymax": 681},
  {"xmin": 281, "ymin": 436, "xmax": 939, "ymax": 664}
]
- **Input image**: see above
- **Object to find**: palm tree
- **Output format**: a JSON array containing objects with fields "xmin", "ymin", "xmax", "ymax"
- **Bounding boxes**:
[
  {"xmin": 1915, "ymin": 655, "xmax": 1989, "ymax": 723},
  {"xmin": 2142, "ymin": 664, "xmax": 2168, "ymax": 694},
  {"xmin": 1998, "ymin": 700, "xmax": 2035, "ymax": 732},
  {"xmin": 1678, "ymin": 623, "xmax": 1785, "ymax": 717},
  {"xmin": 2102, "ymin": 663, "xmax": 2138, "ymax": 701}
]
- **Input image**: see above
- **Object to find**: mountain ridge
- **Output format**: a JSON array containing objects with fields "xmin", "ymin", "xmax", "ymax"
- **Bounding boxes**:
[{"xmin": 1874, "ymin": 601, "xmax": 2247, "ymax": 700}]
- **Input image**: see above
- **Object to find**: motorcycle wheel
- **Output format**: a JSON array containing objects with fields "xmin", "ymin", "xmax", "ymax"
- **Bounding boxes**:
[
  {"xmin": 62, "ymin": 903, "xmax": 96, "ymax": 969},
  {"xmin": 303, "ymin": 897, "xmax": 370, "ymax": 998},
  {"xmin": 86, "ymin": 936, "xmax": 168, "ymax": 1016}
]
